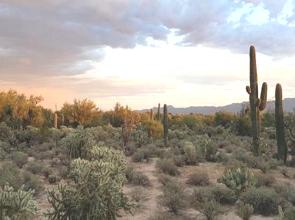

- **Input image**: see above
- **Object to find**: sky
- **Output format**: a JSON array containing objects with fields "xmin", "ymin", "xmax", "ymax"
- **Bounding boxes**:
[{"xmin": 0, "ymin": 0, "xmax": 295, "ymax": 110}]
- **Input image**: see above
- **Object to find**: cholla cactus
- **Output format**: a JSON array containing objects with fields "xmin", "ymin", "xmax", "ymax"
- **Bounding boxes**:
[
  {"xmin": 47, "ymin": 145, "xmax": 130, "ymax": 220},
  {"xmin": 218, "ymin": 166, "xmax": 256, "ymax": 194},
  {"xmin": 0, "ymin": 185, "xmax": 37, "ymax": 220}
]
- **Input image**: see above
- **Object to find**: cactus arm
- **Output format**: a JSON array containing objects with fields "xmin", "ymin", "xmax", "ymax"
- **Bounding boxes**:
[
  {"xmin": 246, "ymin": 86, "xmax": 251, "ymax": 94},
  {"xmin": 259, "ymin": 82, "xmax": 267, "ymax": 111},
  {"xmin": 275, "ymin": 84, "xmax": 288, "ymax": 163}
]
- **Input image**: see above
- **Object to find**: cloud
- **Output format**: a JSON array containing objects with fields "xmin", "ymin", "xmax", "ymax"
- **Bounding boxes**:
[{"xmin": 0, "ymin": 0, "xmax": 295, "ymax": 108}]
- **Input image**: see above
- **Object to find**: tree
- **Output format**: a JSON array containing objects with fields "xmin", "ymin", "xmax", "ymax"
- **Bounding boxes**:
[{"xmin": 61, "ymin": 99, "xmax": 101, "ymax": 127}]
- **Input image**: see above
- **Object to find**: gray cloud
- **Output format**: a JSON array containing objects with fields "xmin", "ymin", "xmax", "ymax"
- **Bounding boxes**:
[{"xmin": 1, "ymin": 0, "xmax": 295, "ymax": 99}]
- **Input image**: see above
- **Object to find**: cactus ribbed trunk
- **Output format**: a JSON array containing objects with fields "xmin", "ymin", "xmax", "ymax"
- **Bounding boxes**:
[
  {"xmin": 163, "ymin": 104, "xmax": 168, "ymax": 147},
  {"xmin": 157, "ymin": 103, "xmax": 161, "ymax": 121},
  {"xmin": 275, "ymin": 84, "xmax": 287, "ymax": 163},
  {"xmin": 54, "ymin": 112, "xmax": 58, "ymax": 129},
  {"xmin": 150, "ymin": 109, "xmax": 153, "ymax": 121},
  {"xmin": 246, "ymin": 46, "xmax": 268, "ymax": 155}
]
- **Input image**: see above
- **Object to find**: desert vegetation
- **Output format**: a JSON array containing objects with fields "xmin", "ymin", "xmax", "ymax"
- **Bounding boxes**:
[{"xmin": 0, "ymin": 46, "xmax": 295, "ymax": 220}]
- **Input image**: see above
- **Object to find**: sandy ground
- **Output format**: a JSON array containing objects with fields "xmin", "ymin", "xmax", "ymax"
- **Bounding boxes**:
[{"xmin": 32, "ymin": 157, "xmax": 295, "ymax": 220}]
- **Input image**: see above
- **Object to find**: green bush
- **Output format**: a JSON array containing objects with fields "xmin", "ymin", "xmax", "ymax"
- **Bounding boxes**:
[
  {"xmin": 282, "ymin": 207, "xmax": 295, "ymax": 220},
  {"xmin": 132, "ymin": 147, "xmax": 152, "ymax": 162},
  {"xmin": 198, "ymin": 199, "xmax": 221, "ymax": 220},
  {"xmin": 0, "ymin": 162, "xmax": 22, "ymax": 189},
  {"xmin": 129, "ymin": 187, "xmax": 149, "ymax": 209},
  {"xmin": 26, "ymin": 160, "xmax": 45, "ymax": 175},
  {"xmin": 191, "ymin": 185, "xmax": 237, "ymax": 206},
  {"xmin": 126, "ymin": 167, "xmax": 151, "ymax": 187},
  {"xmin": 255, "ymin": 173, "xmax": 276, "ymax": 187},
  {"xmin": 236, "ymin": 203, "xmax": 254, "ymax": 220},
  {"xmin": 159, "ymin": 181, "xmax": 186, "ymax": 214},
  {"xmin": 157, "ymin": 159, "xmax": 180, "ymax": 176},
  {"xmin": 186, "ymin": 171, "xmax": 209, "ymax": 186},
  {"xmin": 241, "ymin": 187, "xmax": 279, "ymax": 216},
  {"xmin": 0, "ymin": 185, "xmax": 37, "ymax": 220},
  {"xmin": 183, "ymin": 141, "xmax": 198, "ymax": 165},
  {"xmin": 22, "ymin": 171, "xmax": 44, "ymax": 195},
  {"xmin": 195, "ymin": 135, "xmax": 217, "ymax": 161},
  {"xmin": 11, "ymin": 151, "xmax": 28, "ymax": 168},
  {"xmin": 48, "ymin": 175, "xmax": 58, "ymax": 184},
  {"xmin": 218, "ymin": 166, "xmax": 256, "ymax": 194},
  {"xmin": 210, "ymin": 185, "xmax": 237, "ymax": 205}
]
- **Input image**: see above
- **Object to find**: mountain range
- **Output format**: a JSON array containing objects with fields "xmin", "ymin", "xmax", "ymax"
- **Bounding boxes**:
[{"xmin": 140, "ymin": 98, "xmax": 295, "ymax": 115}]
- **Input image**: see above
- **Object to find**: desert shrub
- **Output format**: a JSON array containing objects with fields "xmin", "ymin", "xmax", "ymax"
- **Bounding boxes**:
[
  {"xmin": 276, "ymin": 184, "xmax": 295, "ymax": 206},
  {"xmin": 236, "ymin": 203, "xmax": 254, "ymax": 220},
  {"xmin": 149, "ymin": 212, "xmax": 191, "ymax": 220},
  {"xmin": 0, "ymin": 162, "xmax": 22, "ymax": 189},
  {"xmin": 195, "ymin": 135, "xmax": 217, "ymax": 161},
  {"xmin": 0, "ymin": 122, "xmax": 15, "ymax": 143},
  {"xmin": 173, "ymin": 154, "xmax": 186, "ymax": 167},
  {"xmin": 11, "ymin": 151, "xmax": 28, "ymax": 168},
  {"xmin": 46, "ymin": 145, "xmax": 130, "ymax": 220},
  {"xmin": 158, "ymin": 174, "xmax": 174, "ymax": 186},
  {"xmin": 255, "ymin": 173, "xmax": 276, "ymax": 187},
  {"xmin": 22, "ymin": 171, "xmax": 43, "ymax": 195},
  {"xmin": 218, "ymin": 166, "xmax": 256, "ymax": 194},
  {"xmin": 15, "ymin": 126, "xmax": 41, "ymax": 145},
  {"xmin": 25, "ymin": 160, "xmax": 45, "ymax": 175},
  {"xmin": 191, "ymin": 185, "xmax": 237, "ymax": 206},
  {"xmin": 42, "ymin": 167, "xmax": 53, "ymax": 178},
  {"xmin": 133, "ymin": 125, "xmax": 150, "ymax": 147},
  {"xmin": 157, "ymin": 159, "xmax": 180, "ymax": 176},
  {"xmin": 132, "ymin": 147, "xmax": 152, "ymax": 162},
  {"xmin": 59, "ymin": 127, "xmax": 95, "ymax": 160},
  {"xmin": 159, "ymin": 181, "xmax": 186, "ymax": 214},
  {"xmin": 58, "ymin": 165, "xmax": 69, "ymax": 178},
  {"xmin": 235, "ymin": 116, "xmax": 251, "ymax": 136},
  {"xmin": 0, "ymin": 185, "xmax": 37, "ymax": 220},
  {"xmin": 241, "ymin": 187, "xmax": 279, "ymax": 216},
  {"xmin": 183, "ymin": 141, "xmax": 198, "ymax": 165},
  {"xmin": 129, "ymin": 187, "xmax": 149, "ymax": 209},
  {"xmin": 198, "ymin": 199, "xmax": 221, "ymax": 220},
  {"xmin": 191, "ymin": 187, "xmax": 214, "ymax": 205},
  {"xmin": 125, "ymin": 167, "xmax": 151, "ymax": 187},
  {"xmin": 186, "ymin": 171, "xmax": 209, "ymax": 186},
  {"xmin": 282, "ymin": 207, "xmax": 295, "ymax": 220},
  {"xmin": 210, "ymin": 185, "xmax": 237, "ymax": 205},
  {"xmin": 0, "ymin": 141, "xmax": 11, "ymax": 155},
  {"xmin": 48, "ymin": 175, "xmax": 58, "ymax": 184}
]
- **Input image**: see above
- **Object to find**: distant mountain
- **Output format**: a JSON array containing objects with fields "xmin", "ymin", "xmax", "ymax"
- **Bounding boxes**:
[{"xmin": 139, "ymin": 98, "xmax": 295, "ymax": 115}]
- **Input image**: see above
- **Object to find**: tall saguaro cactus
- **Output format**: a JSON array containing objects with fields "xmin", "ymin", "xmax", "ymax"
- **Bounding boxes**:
[
  {"xmin": 54, "ymin": 112, "xmax": 58, "ymax": 129},
  {"xmin": 163, "ymin": 104, "xmax": 168, "ymax": 147},
  {"xmin": 150, "ymin": 109, "xmax": 153, "ymax": 121},
  {"xmin": 157, "ymin": 103, "xmax": 161, "ymax": 121},
  {"xmin": 275, "ymin": 84, "xmax": 287, "ymax": 163},
  {"xmin": 246, "ymin": 46, "xmax": 268, "ymax": 155}
]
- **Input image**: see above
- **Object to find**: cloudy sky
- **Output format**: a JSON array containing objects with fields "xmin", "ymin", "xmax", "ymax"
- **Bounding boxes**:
[{"xmin": 0, "ymin": 0, "xmax": 295, "ymax": 110}]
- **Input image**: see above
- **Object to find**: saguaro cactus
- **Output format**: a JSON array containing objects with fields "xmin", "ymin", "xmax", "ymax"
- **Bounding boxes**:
[
  {"xmin": 150, "ymin": 109, "xmax": 153, "ymax": 121},
  {"xmin": 54, "ymin": 112, "xmax": 58, "ymax": 129},
  {"xmin": 163, "ymin": 104, "xmax": 168, "ymax": 146},
  {"xmin": 157, "ymin": 103, "xmax": 161, "ymax": 121},
  {"xmin": 246, "ymin": 46, "xmax": 268, "ymax": 155},
  {"xmin": 275, "ymin": 84, "xmax": 287, "ymax": 163}
]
